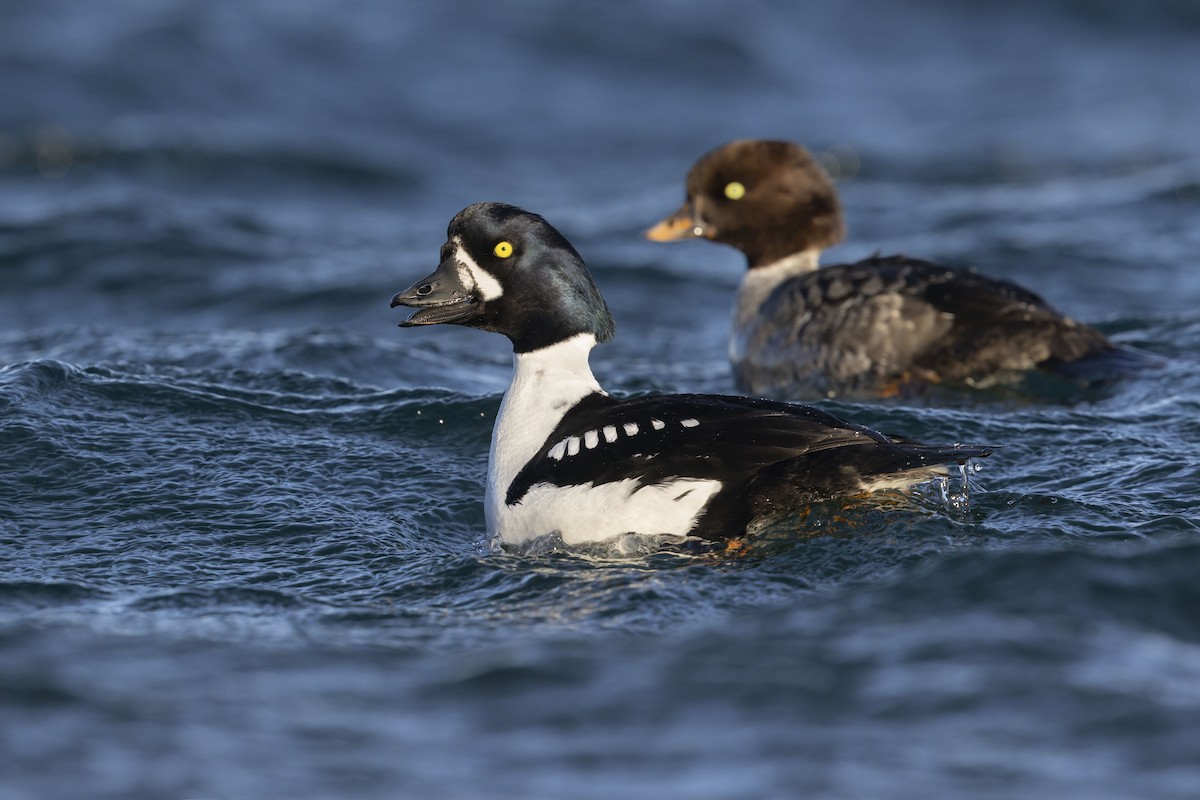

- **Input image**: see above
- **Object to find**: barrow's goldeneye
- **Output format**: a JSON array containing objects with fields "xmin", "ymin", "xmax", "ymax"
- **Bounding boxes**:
[
  {"xmin": 391, "ymin": 202, "xmax": 993, "ymax": 547},
  {"xmin": 646, "ymin": 139, "xmax": 1153, "ymax": 400}
]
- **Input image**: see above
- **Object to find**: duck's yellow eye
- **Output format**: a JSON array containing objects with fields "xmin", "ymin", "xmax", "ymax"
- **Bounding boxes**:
[
  {"xmin": 493, "ymin": 241, "xmax": 514, "ymax": 259},
  {"xmin": 724, "ymin": 181, "xmax": 746, "ymax": 201}
]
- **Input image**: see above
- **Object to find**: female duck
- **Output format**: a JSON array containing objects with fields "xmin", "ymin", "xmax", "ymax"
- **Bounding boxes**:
[{"xmin": 647, "ymin": 139, "xmax": 1149, "ymax": 400}]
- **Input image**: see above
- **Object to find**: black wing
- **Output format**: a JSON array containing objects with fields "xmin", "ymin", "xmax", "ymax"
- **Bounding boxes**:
[{"xmin": 506, "ymin": 391, "xmax": 989, "ymax": 506}]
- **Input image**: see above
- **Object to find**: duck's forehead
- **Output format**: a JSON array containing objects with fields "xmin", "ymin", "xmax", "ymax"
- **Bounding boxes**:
[
  {"xmin": 456, "ymin": 212, "xmax": 511, "ymax": 245},
  {"xmin": 447, "ymin": 233, "xmax": 482, "ymax": 262},
  {"xmin": 687, "ymin": 157, "xmax": 721, "ymax": 193},
  {"xmin": 453, "ymin": 228, "xmax": 500, "ymax": 262},
  {"xmin": 690, "ymin": 151, "xmax": 752, "ymax": 193},
  {"xmin": 445, "ymin": 217, "xmax": 484, "ymax": 251}
]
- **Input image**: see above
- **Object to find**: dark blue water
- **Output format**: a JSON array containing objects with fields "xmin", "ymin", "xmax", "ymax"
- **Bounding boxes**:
[{"xmin": 3, "ymin": 1, "xmax": 1200, "ymax": 797}]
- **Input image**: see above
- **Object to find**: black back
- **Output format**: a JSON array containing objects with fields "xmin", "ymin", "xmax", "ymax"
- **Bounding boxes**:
[{"xmin": 738, "ymin": 254, "xmax": 1122, "ymax": 397}]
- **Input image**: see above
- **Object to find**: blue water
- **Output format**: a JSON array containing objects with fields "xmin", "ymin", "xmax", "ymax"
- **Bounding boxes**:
[{"xmin": 3, "ymin": 1, "xmax": 1200, "ymax": 797}]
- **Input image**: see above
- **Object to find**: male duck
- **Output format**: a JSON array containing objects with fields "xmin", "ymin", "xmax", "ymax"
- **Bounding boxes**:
[{"xmin": 392, "ymin": 202, "xmax": 992, "ymax": 547}]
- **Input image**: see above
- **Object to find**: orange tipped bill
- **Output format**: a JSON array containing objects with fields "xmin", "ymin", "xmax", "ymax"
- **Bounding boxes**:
[{"xmin": 645, "ymin": 206, "xmax": 709, "ymax": 242}]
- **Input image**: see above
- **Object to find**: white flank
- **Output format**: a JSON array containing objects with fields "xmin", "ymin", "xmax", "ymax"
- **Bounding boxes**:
[
  {"xmin": 452, "ymin": 236, "xmax": 504, "ymax": 301},
  {"xmin": 484, "ymin": 333, "xmax": 722, "ymax": 545},
  {"xmin": 504, "ymin": 477, "xmax": 722, "ymax": 546}
]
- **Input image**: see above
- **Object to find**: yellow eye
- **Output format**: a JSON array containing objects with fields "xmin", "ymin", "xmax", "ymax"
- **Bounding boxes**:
[
  {"xmin": 493, "ymin": 241, "xmax": 514, "ymax": 258},
  {"xmin": 724, "ymin": 181, "xmax": 746, "ymax": 200}
]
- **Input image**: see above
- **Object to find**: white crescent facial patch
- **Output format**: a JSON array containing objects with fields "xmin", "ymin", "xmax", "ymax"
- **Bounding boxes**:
[{"xmin": 452, "ymin": 236, "xmax": 504, "ymax": 301}]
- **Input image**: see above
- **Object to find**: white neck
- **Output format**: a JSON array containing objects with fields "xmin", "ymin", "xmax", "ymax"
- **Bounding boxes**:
[
  {"xmin": 485, "ymin": 333, "xmax": 603, "ymax": 534},
  {"xmin": 733, "ymin": 248, "xmax": 822, "ymax": 329}
]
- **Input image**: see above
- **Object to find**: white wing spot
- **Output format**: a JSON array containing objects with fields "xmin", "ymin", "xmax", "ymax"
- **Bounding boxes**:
[
  {"xmin": 681, "ymin": 418, "xmax": 700, "ymax": 428},
  {"xmin": 651, "ymin": 419, "xmax": 665, "ymax": 430},
  {"xmin": 548, "ymin": 440, "xmax": 567, "ymax": 461},
  {"xmin": 622, "ymin": 422, "xmax": 638, "ymax": 437},
  {"xmin": 567, "ymin": 436, "xmax": 581, "ymax": 456},
  {"xmin": 602, "ymin": 425, "xmax": 618, "ymax": 443},
  {"xmin": 584, "ymin": 430, "xmax": 599, "ymax": 449}
]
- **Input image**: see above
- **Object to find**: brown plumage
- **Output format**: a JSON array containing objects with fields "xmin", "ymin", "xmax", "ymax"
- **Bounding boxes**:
[{"xmin": 647, "ymin": 139, "xmax": 1153, "ymax": 401}]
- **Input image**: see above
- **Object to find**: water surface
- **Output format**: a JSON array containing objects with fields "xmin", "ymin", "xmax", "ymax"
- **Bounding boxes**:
[{"xmin": 3, "ymin": 1, "xmax": 1200, "ymax": 797}]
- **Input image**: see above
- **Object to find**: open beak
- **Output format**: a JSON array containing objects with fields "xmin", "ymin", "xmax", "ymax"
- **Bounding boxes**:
[
  {"xmin": 645, "ymin": 202, "xmax": 711, "ymax": 242},
  {"xmin": 390, "ymin": 256, "xmax": 481, "ymax": 327}
]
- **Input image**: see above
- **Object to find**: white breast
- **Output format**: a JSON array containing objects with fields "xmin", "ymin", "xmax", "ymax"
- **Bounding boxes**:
[
  {"xmin": 730, "ymin": 249, "xmax": 821, "ymax": 364},
  {"xmin": 485, "ymin": 334, "xmax": 597, "ymax": 538},
  {"xmin": 484, "ymin": 333, "xmax": 722, "ymax": 545}
]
